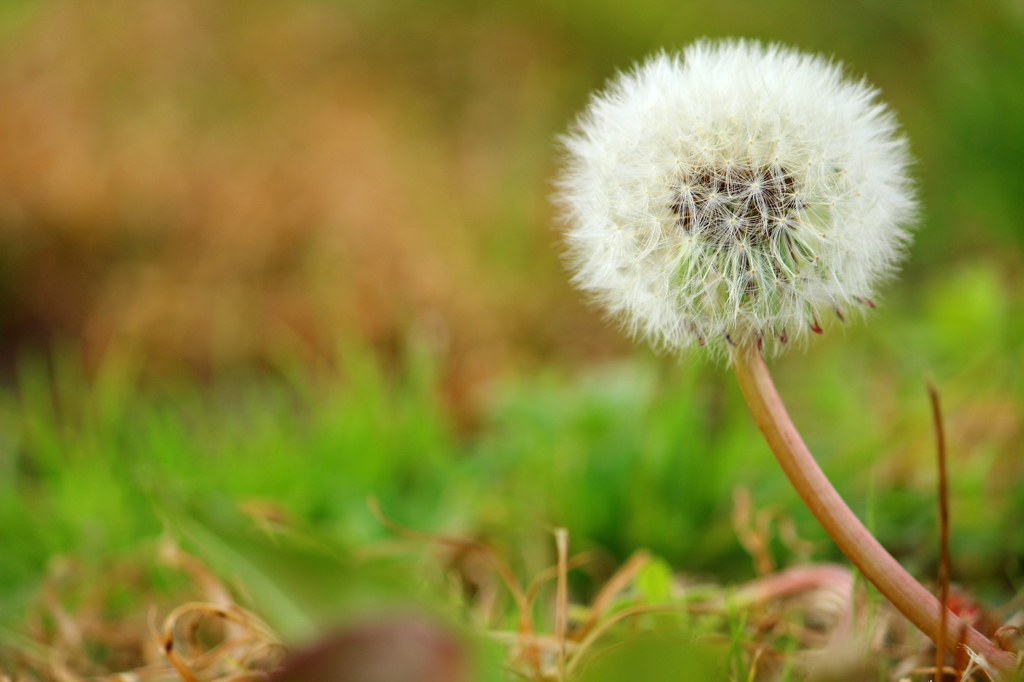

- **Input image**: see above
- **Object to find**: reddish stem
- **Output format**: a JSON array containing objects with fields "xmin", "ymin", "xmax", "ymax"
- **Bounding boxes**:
[{"xmin": 732, "ymin": 346, "xmax": 1017, "ymax": 679}]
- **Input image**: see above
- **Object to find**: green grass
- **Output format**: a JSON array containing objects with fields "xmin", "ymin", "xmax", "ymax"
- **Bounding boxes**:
[{"xmin": 3, "ymin": 260, "xmax": 1024, "ymax": 625}]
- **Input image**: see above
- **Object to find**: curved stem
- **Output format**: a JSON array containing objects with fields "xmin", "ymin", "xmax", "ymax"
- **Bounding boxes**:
[{"xmin": 732, "ymin": 345, "xmax": 1017, "ymax": 679}]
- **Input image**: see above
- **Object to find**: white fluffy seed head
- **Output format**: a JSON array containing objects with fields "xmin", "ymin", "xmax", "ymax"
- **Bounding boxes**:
[{"xmin": 555, "ymin": 39, "xmax": 917, "ymax": 358}]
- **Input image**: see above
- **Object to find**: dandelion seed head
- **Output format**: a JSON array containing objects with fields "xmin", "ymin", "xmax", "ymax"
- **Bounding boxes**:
[{"xmin": 555, "ymin": 39, "xmax": 916, "ymax": 358}]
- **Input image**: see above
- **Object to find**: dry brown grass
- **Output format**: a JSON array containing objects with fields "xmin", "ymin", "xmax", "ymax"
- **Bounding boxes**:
[
  {"xmin": 4, "ymin": 496, "xmax": 1019, "ymax": 681},
  {"xmin": 0, "ymin": 540, "xmax": 285, "ymax": 681},
  {"xmin": 0, "ymin": 0, "xmax": 624, "ymax": 407},
  {"xmin": 368, "ymin": 496, "xmax": 984, "ymax": 682}
]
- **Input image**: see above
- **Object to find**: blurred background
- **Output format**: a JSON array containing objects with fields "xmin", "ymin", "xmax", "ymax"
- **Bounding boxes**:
[{"xmin": 1, "ymin": 0, "xmax": 1023, "ymax": 668}]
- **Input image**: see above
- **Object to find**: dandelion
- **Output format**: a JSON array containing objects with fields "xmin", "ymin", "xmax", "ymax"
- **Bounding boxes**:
[
  {"xmin": 557, "ymin": 40, "xmax": 914, "ymax": 357},
  {"xmin": 555, "ymin": 39, "xmax": 1019, "ymax": 678}
]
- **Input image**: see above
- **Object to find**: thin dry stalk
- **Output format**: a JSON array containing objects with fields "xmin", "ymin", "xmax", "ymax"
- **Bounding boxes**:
[
  {"xmin": 733, "ymin": 488, "xmax": 775, "ymax": 576},
  {"xmin": 747, "ymin": 645, "xmax": 765, "ymax": 682},
  {"xmin": 524, "ymin": 552, "xmax": 595, "ymax": 607},
  {"xmin": 930, "ymin": 382, "xmax": 952, "ymax": 682},
  {"xmin": 554, "ymin": 528, "xmax": 569, "ymax": 679},
  {"xmin": 564, "ymin": 604, "xmax": 696, "ymax": 676},
  {"xmin": 733, "ymin": 489, "xmax": 816, "ymax": 577},
  {"xmin": 569, "ymin": 549, "xmax": 650, "ymax": 642}
]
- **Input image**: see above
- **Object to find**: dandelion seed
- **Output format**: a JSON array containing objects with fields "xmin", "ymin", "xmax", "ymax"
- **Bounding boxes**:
[{"xmin": 555, "ymin": 39, "xmax": 916, "ymax": 358}]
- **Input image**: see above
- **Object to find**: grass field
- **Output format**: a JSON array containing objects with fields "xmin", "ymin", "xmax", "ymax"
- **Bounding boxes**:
[
  {"xmin": 1, "ymin": 0, "xmax": 1023, "ymax": 679},
  {"xmin": 3, "ymin": 271, "xmax": 1024, "ymax": 678}
]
